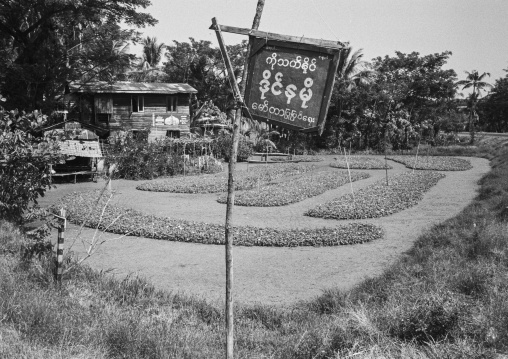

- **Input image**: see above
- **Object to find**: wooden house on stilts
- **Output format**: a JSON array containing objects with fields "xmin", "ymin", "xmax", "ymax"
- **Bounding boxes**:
[{"xmin": 67, "ymin": 82, "xmax": 198, "ymax": 140}]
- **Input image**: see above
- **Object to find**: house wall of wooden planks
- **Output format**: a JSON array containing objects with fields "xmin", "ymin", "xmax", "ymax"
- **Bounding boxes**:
[{"xmin": 68, "ymin": 82, "xmax": 198, "ymax": 141}]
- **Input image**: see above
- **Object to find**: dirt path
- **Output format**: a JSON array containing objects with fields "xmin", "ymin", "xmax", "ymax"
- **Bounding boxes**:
[{"xmin": 42, "ymin": 156, "xmax": 490, "ymax": 307}]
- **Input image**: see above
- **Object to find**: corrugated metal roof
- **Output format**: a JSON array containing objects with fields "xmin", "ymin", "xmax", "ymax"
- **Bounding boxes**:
[{"xmin": 69, "ymin": 81, "xmax": 198, "ymax": 94}]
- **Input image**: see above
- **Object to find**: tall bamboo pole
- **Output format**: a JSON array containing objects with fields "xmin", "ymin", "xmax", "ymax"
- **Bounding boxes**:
[{"xmin": 213, "ymin": 2, "xmax": 265, "ymax": 358}]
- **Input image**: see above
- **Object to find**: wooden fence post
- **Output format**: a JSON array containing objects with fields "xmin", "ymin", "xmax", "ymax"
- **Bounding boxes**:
[{"xmin": 54, "ymin": 208, "xmax": 66, "ymax": 284}]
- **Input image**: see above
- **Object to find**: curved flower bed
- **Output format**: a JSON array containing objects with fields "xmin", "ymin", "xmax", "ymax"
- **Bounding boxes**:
[
  {"xmin": 386, "ymin": 155, "xmax": 472, "ymax": 171},
  {"xmin": 305, "ymin": 171, "xmax": 445, "ymax": 219},
  {"xmin": 53, "ymin": 190, "xmax": 384, "ymax": 247},
  {"xmin": 271, "ymin": 155, "xmax": 324, "ymax": 162},
  {"xmin": 216, "ymin": 170, "xmax": 370, "ymax": 206},
  {"xmin": 329, "ymin": 156, "xmax": 392, "ymax": 170},
  {"xmin": 136, "ymin": 163, "xmax": 315, "ymax": 193}
]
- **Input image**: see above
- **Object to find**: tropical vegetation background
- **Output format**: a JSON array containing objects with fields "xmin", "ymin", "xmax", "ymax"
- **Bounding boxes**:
[{"xmin": 0, "ymin": 0, "xmax": 507, "ymax": 153}]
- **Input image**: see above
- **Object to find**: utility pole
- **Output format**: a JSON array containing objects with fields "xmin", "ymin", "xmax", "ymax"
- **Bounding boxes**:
[{"xmin": 213, "ymin": 1, "xmax": 265, "ymax": 358}]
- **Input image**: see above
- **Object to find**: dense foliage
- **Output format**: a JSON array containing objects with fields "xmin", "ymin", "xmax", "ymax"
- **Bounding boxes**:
[
  {"xmin": 54, "ymin": 189, "xmax": 383, "ymax": 247},
  {"xmin": 320, "ymin": 51, "xmax": 458, "ymax": 152},
  {"xmin": 216, "ymin": 170, "xmax": 369, "ymax": 206},
  {"xmin": 0, "ymin": 111, "xmax": 64, "ymax": 223},
  {"xmin": 0, "ymin": 0, "xmax": 156, "ymax": 111},
  {"xmin": 479, "ymin": 70, "xmax": 508, "ymax": 132},
  {"xmin": 306, "ymin": 171, "xmax": 445, "ymax": 219},
  {"xmin": 164, "ymin": 38, "xmax": 247, "ymax": 112},
  {"xmin": 137, "ymin": 163, "xmax": 316, "ymax": 193},
  {"xmin": 104, "ymin": 131, "xmax": 254, "ymax": 180}
]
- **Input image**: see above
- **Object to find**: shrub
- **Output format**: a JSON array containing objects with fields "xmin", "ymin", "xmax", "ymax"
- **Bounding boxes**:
[
  {"xmin": 213, "ymin": 133, "xmax": 253, "ymax": 162},
  {"xmin": 0, "ymin": 111, "xmax": 64, "ymax": 223},
  {"xmin": 104, "ymin": 132, "xmax": 224, "ymax": 180}
]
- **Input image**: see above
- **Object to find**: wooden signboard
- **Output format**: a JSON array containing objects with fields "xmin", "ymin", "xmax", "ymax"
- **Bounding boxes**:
[
  {"xmin": 244, "ymin": 37, "xmax": 341, "ymax": 133},
  {"xmin": 59, "ymin": 140, "xmax": 103, "ymax": 158}
]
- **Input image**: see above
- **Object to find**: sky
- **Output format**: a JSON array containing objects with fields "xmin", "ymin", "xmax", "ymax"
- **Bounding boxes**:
[{"xmin": 132, "ymin": 0, "xmax": 508, "ymax": 91}]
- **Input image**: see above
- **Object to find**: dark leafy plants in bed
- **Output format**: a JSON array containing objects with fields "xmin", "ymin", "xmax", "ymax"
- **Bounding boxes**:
[
  {"xmin": 136, "ymin": 163, "xmax": 316, "ymax": 193},
  {"xmin": 330, "ymin": 156, "xmax": 392, "ymax": 170},
  {"xmin": 271, "ymin": 155, "xmax": 324, "ymax": 162},
  {"xmin": 216, "ymin": 170, "xmax": 370, "ymax": 206},
  {"xmin": 54, "ymin": 190, "xmax": 384, "ymax": 246},
  {"xmin": 387, "ymin": 155, "xmax": 472, "ymax": 171},
  {"xmin": 305, "ymin": 171, "xmax": 446, "ymax": 219}
]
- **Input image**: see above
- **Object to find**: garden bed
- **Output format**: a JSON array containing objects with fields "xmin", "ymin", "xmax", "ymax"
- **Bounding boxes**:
[
  {"xmin": 305, "ymin": 171, "xmax": 445, "ymax": 219},
  {"xmin": 136, "ymin": 163, "xmax": 316, "ymax": 193},
  {"xmin": 216, "ymin": 170, "xmax": 370, "ymax": 206},
  {"xmin": 271, "ymin": 155, "xmax": 324, "ymax": 162},
  {"xmin": 386, "ymin": 155, "xmax": 472, "ymax": 171},
  {"xmin": 53, "ymin": 190, "xmax": 384, "ymax": 247},
  {"xmin": 329, "ymin": 156, "xmax": 392, "ymax": 169}
]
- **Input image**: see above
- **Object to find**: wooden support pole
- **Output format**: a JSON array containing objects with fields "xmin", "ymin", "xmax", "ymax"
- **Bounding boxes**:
[
  {"xmin": 384, "ymin": 132, "xmax": 389, "ymax": 186},
  {"xmin": 212, "ymin": 2, "xmax": 265, "ymax": 358},
  {"xmin": 413, "ymin": 135, "xmax": 421, "ymax": 174},
  {"xmin": 54, "ymin": 208, "xmax": 66, "ymax": 284}
]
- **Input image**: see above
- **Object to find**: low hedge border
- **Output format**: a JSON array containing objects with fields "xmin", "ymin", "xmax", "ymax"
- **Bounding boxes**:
[
  {"xmin": 53, "ymin": 190, "xmax": 384, "ymax": 247},
  {"xmin": 136, "ymin": 163, "xmax": 316, "ymax": 193},
  {"xmin": 386, "ymin": 155, "xmax": 472, "ymax": 171},
  {"xmin": 305, "ymin": 171, "xmax": 446, "ymax": 219},
  {"xmin": 216, "ymin": 170, "xmax": 370, "ymax": 206},
  {"xmin": 330, "ymin": 156, "xmax": 392, "ymax": 170}
]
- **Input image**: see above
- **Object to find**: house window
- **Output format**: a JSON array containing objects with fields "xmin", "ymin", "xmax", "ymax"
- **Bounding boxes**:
[
  {"xmin": 132, "ymin": 96, "xmax": 144, "ymax": 112},
  {"xmin": 96, "ymin": 113, "xmax": 110, "ymax": 124},
  {"xmin": 166, "ymin": 130, "xmax": 180, "ymax": 138},
  {"xmin": 167, "ymin": 96, "xmax": 178, "ymax": 112}
]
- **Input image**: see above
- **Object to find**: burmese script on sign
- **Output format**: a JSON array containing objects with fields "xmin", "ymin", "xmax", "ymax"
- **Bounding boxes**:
[{"xmin": 247, "ymin": 47, "xmax": 331, "ymax": 130}]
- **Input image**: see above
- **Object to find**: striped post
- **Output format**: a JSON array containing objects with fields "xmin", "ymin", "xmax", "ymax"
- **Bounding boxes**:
[{"xmin": 54, "ymin": 208, "xmax": 66, "ymax": 284}]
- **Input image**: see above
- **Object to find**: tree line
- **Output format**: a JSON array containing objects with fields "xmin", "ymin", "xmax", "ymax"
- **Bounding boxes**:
[{"xmin": 1, "ymin": 0, "xmax": 507, "ymax": 151}]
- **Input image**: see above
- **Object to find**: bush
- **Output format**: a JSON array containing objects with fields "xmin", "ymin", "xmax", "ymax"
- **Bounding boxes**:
[
  {"xmin": 104, "ymin": 132, "xmax": 224, "ymax": 180},
  {"xmin": 0, "ymin": 111, "xmax": 64, "ymax": 223},
  {"xmin": 213, "ymin": 133, "xmax": 253, "ymax": 162}
]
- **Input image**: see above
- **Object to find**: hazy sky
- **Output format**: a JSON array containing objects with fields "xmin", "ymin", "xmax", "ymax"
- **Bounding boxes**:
[{"xmin": 134, "ymin": 0, "xmax": 508, "ymax": 87}]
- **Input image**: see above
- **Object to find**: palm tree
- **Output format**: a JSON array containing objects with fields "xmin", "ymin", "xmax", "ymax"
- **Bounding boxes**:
[
  {"xmin": 456, "ymin": 70, "xmax": 492, "ymax": 142},
  {"xmin": 336, "ymin": 47, "xmax": 375, "ymax": 90},
  {"xmin": 130, "ymin": 36, "xmax": 166, "ymax": 82},
  {"xmin": 141, "ymin": 36, "xmax": 165, "ymax": 67}
]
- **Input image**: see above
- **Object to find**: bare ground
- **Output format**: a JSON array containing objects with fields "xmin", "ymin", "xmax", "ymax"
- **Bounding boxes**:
[{"xmin": 41, "ymin": 155, "xmax": 490, "ymax": 307}]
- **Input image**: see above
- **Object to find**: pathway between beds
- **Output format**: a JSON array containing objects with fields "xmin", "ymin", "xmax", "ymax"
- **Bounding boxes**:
[{"xmin": 43, "ymin": 156, "xmax": 490, "ymax": 306}]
